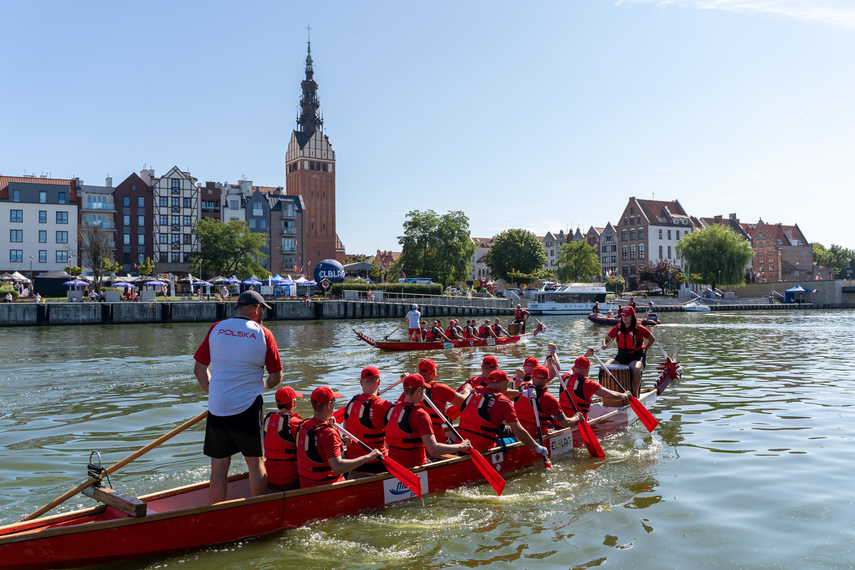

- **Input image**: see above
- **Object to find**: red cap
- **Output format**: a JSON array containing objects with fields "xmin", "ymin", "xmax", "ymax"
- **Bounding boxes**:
[
  {"xmin": 482, "ymin": 355, "xmax": 499, "ymax": 367},
  {"xmin": 574, "ymin": 356, "xmax": 592, "ymax": 369},
  {"xmin": 310, "ymin": 386, "xmax": 342, "ymax": 406},
  {"xmin": 487, "ymin": 370, "xmax": 510, "ymax": 384},
  {"xmin": 403, "ymin": 373, "xmax": 429, "ymax": 389},
  {"xmin": 620, "ymin": 306, "xmax": 635, "ymax": 315},
  {"xmin": 275, "ymin": 386, "xmax": 303, "ymax": 406},
  {"xmin": 360, "ymin": 366, "xmax": 380, "ymax": 380},
  {"xmin": 418, "ymin": 358, "xmax": 437, "ymax": 374},
  {"xmin": 524, "ymin": 356, "xmax": 539, "ymax": 368},
  {"xmin": 532, "ymin": 365, "xmax": 550, "ymax": 381}
]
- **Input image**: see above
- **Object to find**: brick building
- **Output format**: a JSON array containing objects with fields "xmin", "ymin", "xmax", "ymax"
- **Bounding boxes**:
[{"xmin": 741, "ymin": 220, "xmax": 812, "ymax": 283}]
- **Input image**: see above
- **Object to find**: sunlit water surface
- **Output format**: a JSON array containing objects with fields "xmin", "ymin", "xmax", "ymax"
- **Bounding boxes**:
[{"xmin": 1, "ymin": 310, "xmax": 854, "ymax": 568}]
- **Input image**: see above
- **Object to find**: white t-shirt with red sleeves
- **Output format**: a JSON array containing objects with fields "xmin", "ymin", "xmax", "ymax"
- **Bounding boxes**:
[{"xmin": 194, "ymin": 317, "xmax": 283, "ymax": 416}]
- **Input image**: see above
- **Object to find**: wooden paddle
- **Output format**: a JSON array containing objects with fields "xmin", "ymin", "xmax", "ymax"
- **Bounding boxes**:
[
  {"xmin": 422, "ymin": 395, "xmax": 506, "ymax": 496},
  {"xmin": 22, "ymin": 410, "xmax": 209, "ymax": 522},
  {"xmin": 383, "ymin": 321, "xmax": 407, "ymax": 340},
  {"xmin": 332, "ymin": 376, "xmax": 405, "ymax": 423},
  {"xmin": 334, "ymin": 424, "xmax": 422, "ymax": 498},
  {"xmin": 591, "ymin": 352, "xmax": 658, "ymax": 432},
  {"xmin": 528, "ymin": 389, "xmax": 553, "ymax": 468}
]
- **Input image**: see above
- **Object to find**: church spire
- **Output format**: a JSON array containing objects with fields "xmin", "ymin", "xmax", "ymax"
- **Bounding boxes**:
[{"xmin": 297, "ymin": 25, "xmax": 322, "ymax": 138}]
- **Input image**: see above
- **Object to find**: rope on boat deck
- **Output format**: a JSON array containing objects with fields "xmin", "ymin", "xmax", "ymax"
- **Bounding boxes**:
[{"xmin": 87, "ymin": 450, "xmax": 112, "ymax": 489}]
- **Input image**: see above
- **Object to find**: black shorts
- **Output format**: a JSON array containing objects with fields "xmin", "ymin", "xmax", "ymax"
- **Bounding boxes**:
[
  {"xmin": 204, "ymin": 395, "xmax": 264, "ymax": 459},
  {"xmin": 614, "ymin": 350, "xmax": 646, "ymax": 367}
]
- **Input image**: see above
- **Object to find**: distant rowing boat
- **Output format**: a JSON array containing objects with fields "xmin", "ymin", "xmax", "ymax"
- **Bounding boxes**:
[
  {"xmin": 353, "ymin": 324, "xmax": 543, "ymax": 351},
  {"xmin": 587, "ymin": 312, "xmax": 661, "ymax": 327}
]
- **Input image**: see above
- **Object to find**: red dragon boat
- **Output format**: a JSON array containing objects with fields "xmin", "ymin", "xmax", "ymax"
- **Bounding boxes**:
[
  {"xmin": 354, "ymin": 322, "xmax": 543, "ymax": 351},
  {"xmin": 587, "ymin": 312, "xmax": 660, "ymax": 327},
  {"xmin": 0, "ymin": 359, "xmax": 682, "ymax": 570}
]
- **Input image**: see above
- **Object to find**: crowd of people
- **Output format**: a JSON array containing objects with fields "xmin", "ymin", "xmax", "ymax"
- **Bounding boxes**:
[
  {"xmin": 403, "ymin": 304, "xmax": 529, "ymax": 342},
  {"xmin": 192, "ymin": 293, "xmax": 641, "ymax": 503}
]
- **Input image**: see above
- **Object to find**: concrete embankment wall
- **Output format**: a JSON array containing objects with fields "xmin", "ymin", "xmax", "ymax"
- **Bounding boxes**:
[{"xmin": 0, "ymin": 300, "xmax": 515, "ymax": 327}]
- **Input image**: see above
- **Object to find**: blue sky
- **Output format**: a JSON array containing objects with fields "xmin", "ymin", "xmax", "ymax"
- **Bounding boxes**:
[{"xmin": 1, "ymin": 1, "xmax": 852, "ymax": 255}]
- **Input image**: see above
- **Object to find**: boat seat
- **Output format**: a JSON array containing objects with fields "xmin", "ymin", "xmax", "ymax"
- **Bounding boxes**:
[{"xmin": 83, "ymin": 486, "xmax": 147, "ymax": 517}]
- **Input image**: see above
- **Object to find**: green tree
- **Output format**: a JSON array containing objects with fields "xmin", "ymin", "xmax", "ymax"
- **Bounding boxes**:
[
  {"xmin": 605, "ymin": 274, "xmax": 625, "ymax": 295},
  {"xmin": 397, "ymin": 210, "xmax": 476, "ymax": 288},
  {"xmin": 676, "ymin": 225, "xmax": 753, "ymax": 290},
  {"xmin": 189, "ymin": 219, "xmax": 268, "ymax": 279},
  {"xmin": 638, "ymin": 260, "xmax": 682, "ymax": 293},
  {"xmin": 485, "ymin": 229, "xmax": 548, "ymax": 286},
  {"xmin": 555, "ymin": 241, "xmax": 601, "ymax": 283},
  {"xmin": 64, "ymin": 265, "xmax": 84, "ymax": 276},
  {"xmin": 812, "ymin": 242, "xmax": 854, "ymax": 278},
  {"xmin": 138, "ymin": 257, "xmax": 155, "ymax": 277}
]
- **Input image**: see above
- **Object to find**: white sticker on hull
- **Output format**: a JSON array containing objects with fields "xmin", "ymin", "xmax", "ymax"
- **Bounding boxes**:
[
  {"xmin": 383, "ymin": 471, "xmax": 428, "ymax": 504},
  {"xmin": 487, "ymin": 339, "xmax": 496, "ymax": 346},
  {"xmin": 547, "ymin": 432, "xmax": 576, "ymax": 458}
]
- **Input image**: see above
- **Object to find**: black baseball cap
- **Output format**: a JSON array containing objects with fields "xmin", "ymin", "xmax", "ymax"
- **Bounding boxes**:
[{"xmin": 234, "ymin": 290, "xmax": 272, "ymax": 310}]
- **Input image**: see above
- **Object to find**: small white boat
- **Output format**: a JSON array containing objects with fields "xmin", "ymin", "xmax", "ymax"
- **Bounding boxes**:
[
  {"xmin": 527, "ymin": 283, "xmax": 612, "ymax": 315},
  {"xmin": 683, "ymin": 300, "xmax": 711, "ymax": 312}
]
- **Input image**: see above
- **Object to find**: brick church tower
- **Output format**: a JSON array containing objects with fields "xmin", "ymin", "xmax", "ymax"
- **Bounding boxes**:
[{"xmin": 285, "ymin": 37, "xmax": 344, "ymax": 271}]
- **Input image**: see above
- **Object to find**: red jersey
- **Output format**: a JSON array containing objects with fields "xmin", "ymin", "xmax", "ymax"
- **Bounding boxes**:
[
  {"xmin": 607, "ymin": 324, "xmax": 652, "ymax": 352},
  {"xmin": 458, "ymin": 387, "xmax": 518, "ymax": 452},
  {"xmin": 342, "ymin": 394, "xmax": 393, "ymax": 461},
  {"xmin": 558, "ymin": 373, "xmax": 603, "ymax": 419},
  {"xmin": 386, "ymin": 403, "xmax": 433, "ymax": 468},
  {"xmin": 296, "ymin": 417, "xmax": 344, "ymax": 488},
  {"xmin": 514, "ymin": 387, "xmax": 561, "ymax": 438}
]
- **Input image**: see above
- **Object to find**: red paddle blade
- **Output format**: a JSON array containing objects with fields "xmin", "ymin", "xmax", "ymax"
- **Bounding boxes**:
[
  {"xmin": 332, "ymin": 408, "xmax": 345, "ymax": 423},
  {"xmin": 578, "ymin": 419, "xmax": 605, "ymax": 458},
  {"xmin": 381, "ymin": 457, "xmax": 422, "ymax": 498},
  {"xmin": 629, "ymin": 397, "xmax": 658, "ymax": 432},
  {"xmin": 467, "ymin": 449, "xmax": 506, "ymax": 496}
]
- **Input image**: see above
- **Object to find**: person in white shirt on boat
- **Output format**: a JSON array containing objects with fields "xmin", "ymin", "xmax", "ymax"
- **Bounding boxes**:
[{"xmin": 404, "ymin": 304, "xmax": 421, "ymax": 341}]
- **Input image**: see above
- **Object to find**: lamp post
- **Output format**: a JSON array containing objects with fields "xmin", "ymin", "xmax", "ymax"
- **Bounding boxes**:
[{"xmin": 29, "ymin": 256, "xmax": 33, "ymax": 296}]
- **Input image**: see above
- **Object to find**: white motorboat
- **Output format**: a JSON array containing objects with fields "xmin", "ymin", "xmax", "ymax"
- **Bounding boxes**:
[
  {"xmin": 527, "ymin": 283, "xmax": 612, "ymax": 315},
  {"xmin": 683, "ymin": 300, "xmax": 711, "ymax": 312}
]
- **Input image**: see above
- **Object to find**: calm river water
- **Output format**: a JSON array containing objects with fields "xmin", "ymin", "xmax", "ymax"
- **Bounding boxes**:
[{"xmin": 1, "ymin": 310, "xmax": 854, "ymax": 569}]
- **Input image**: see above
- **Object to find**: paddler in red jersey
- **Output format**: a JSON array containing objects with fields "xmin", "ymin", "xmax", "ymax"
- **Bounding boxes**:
[
  {"xmin": 458, "ymin": 355, "xmax": 500, "ymax": 393},
  {"xmin": 342, "ymin": 366, "xmax": 394, "ymax": 478},
  {"xmin": 478, "ymin": 319, "xmax": 496, "ymax": 339},
  {"xmin": 263, "ymin": 386, "xmax": 305, "ymax": 491},
  {"xmin": 386, "ymin": 374, "xmax": 472, "ymax": 468},
  {"xmin": 415, "ymin": 358, "xmax": 469, "ymax": 444},
  {"xmin": 601, "ymin": 305, "xmax": 655, "ymax": 396},
  {"xmin": 514, "ymin": 365, "xmax": 575, "ymax": 438},
  {"xmin": 445, "ymin": 319, "xmax": 461, "ymax": 340},
  {"xmin": 546, "ymin": 348, "xmax": 630, "ymax": 420},
  {"xmin": 296, "ymin": 387, "xmax": 382, "ymax": 488},
  {"xmin": 512, "ymin": 356, "xmax": 539, "ymax": 390},
  {"xmin": 458, "ymin": 369, "xmax": 549, "ymax": 458}
]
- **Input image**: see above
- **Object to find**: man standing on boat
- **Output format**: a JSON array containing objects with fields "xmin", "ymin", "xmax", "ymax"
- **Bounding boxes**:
[
  {"xmin": 458, "ymin": 370, "xmax": 549, "ymax": 457},
  {"xmin": 404, "ymin": 304, "xmax": 421, "ymax": 341},
  {"xmin": 297, "ymin": 387, "xmax": 383, "ymax": 487},
  {"xmin": 193, "ymin": 290, "xmax": 283, "ymax": 504}
]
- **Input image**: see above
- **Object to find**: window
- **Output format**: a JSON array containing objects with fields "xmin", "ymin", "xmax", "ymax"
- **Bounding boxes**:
[
  {"xmin": 159, "ymin": 215, "xmax": 168, "ymax": 225},
  {"xmin": 658, "ymin": 229, "xmax": 663, "ymax": 239},
  {"xmin": 622, "ymin": 230, "xmax": 628, "ymax": 241},
  {"xmin": 138, "ymin": 234, "xmax": 145, "ymax": 245},
  {"xmin": 171, "ymin": 179, "xmax": 180, "ymax": 191},
  {"xmin": 10, "ymin": 230, "xmax": 23, "ymax": 242},
  {"xmin": 138, "ymin": 197, "xmax": 145, "ymax": 208},
  {"xmin": 639, "ymin": 228, "xmax": 644, "ymax": 239},
  {"xmin": 630, "ymin": 245, "xmax": 636, "ymax": 259},
  {"xmin": 667, "ymin": 246, "xmax": 672, "ymax": 259},
  {"xmin": 630, "ymin": 217, "xmax": 635, "ymax": 225},
  {"xmin": 230, "ymin": 200, "xmax": 239, "ymax": 210},
  {"xmin": 39, "ymin": 250, "xmax": 46, "ymax": 263},
  {"xmin": 675, "ymin": 231, "xmax": 680, "ymax": 240},
  {"xmin": 253, "ymin": 204, "xmax": 264, "ymax": 216},
  {"xmin": 37, "ymin": 191, "xmax": 47, "ymax": 203},
  {"xmin": 123, "ymin": 234, "xmax": 130, "ymax": 245},
  {"xmin": 249, "ymin": 219, "xmax": 256, "ymax": 229},
  {"xmin": 56, "ymin": 212, "xmax": 68, "ymax": 224},
  {"xmin": 282, "ymin": 237, "xmax": 296, "ymax": 252},
  {"xmin": 172, "ymin": 234, "xmax": 180, "ymax": 245},
  {"xmin": 183, "ymin": 198, "xmax": 191, "ymax": 208},
  {"xmin": 122, "ymin": 196, "xmax": 130, "ymax": 208},
  {"xmin": 659, "ymin": 245, "xmax": 663, "ymax": 258},
  {"xmin": 183, "ymin": 216, "xmax": 191, "ymax": 226},
  {"xmin": 10, "ymin": 210, "xmax": 23, "ymax": 222},
  {"xmin": 630, "ymin": 207, "xmax": 634, "ymax": 214},
  {"xmin": 622, "ymin": 245, "xmax": 628, "ymax": 260},
  {"xmin": 138, "ymin": 216, "xmax": 145, "ymax": 227},
  {"xmin": 123, "ymin": 215, "xmax": 130, "ymax": 226},
  {"xmin": 159, "ymin": 197, "xmax": 168, "ymax": 207},
  {"xmin": 39, "ymin": 230, "xmax": 46, "ymax": 243},
  {"xmin": 56, "ymin": 250, "xmax": 68, "ymax": 263},
  {"xmin": 183, "ymin": 234, "xmax": 192, "ymax": 245},
  {"xmin": 12, "ymin": 189, "xmax": 20, "ymax": 202},
  {"xmin": 39, "ymin": 211, "xmax": 47, "ymax": 223},
  {"xmin": 183, "ymin": 253, "xmax": 191, "ymax": 263},
  {"xmin": 667, "ymin": 229, "xmax": 672, "ymax": 240},
  {"xmin": 157, "ymin": 233, "xmax": 166, "ymax": 244},
  {"xmin": 630, "ymin": 229, "xmax": 636, "ymax": 240},
  {"xmin": 159, "ymin": 252, "xmax": 168, "ymax": 262},
  {"xmin": 10, "ymin": 249, "xmax": 23, "ymax": 262},
  {"xmin": 56, "ymin": 231, "xmax": 68, "ymax": 243},
  {"xmin": 639, "ymin": 244, "xmax": 645, "ymax": 259},
  {"xmin": 172, "ymin": 197, "xmax": 180, "ymax": 208},
  {"xmin": 171, "ymin": 252, "xmax": 180, "ymax": 262}
]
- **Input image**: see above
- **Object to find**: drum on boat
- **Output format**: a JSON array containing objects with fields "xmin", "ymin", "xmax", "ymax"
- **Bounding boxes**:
[
  {"xmin": 598, "ymin": 363, "xmax": 639, "ymax": 396},
  {"xmin": 508, "ymin": 323, "xmax": 521, "ymax": 335}
]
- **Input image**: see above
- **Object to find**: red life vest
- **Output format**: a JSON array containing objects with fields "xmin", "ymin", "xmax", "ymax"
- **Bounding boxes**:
[
  {"xmin": 342, "ymin": 394, "xmax": 389, "ymax": 459},
  {"xmin": 478, "ymin": 324, "xmax": 490, "ymax": 337},
  {"xmin": 264, "ymin": 411, "xmax": 303, "ymax": 486},
  {"xmin": 386, "ymin": 403, "xmax": 427, "ymax": 468},
  {"xmin": 616, "ymin": 326, "xmax": 644, "ymax": 352},
  {"xmin": 515, "ymin": 386, "xmax": 554, "ymax": 437},
  {"xmin": 427, "ymin": 327, "xmax": 442, "ymax": 341},
  {"xmin": 458, "ymin": 390, "xmax": 504, "ymax": 451},
  {"xmin": 296, "ymin": 419, "xmax": 343, "ymax": 486},
  {"xmin": 558, "ymin": 373, "xmax": 592, "ymax": 417}
]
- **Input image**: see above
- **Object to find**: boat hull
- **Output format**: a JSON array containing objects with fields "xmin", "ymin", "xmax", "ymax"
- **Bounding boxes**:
[
  {"xmin": 0, "ymin": 392, "xmax": 657, "ymax": 570},
  {"xmin": 587, "ymin": 313, "xmax": 660, "ymax": 326}
]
